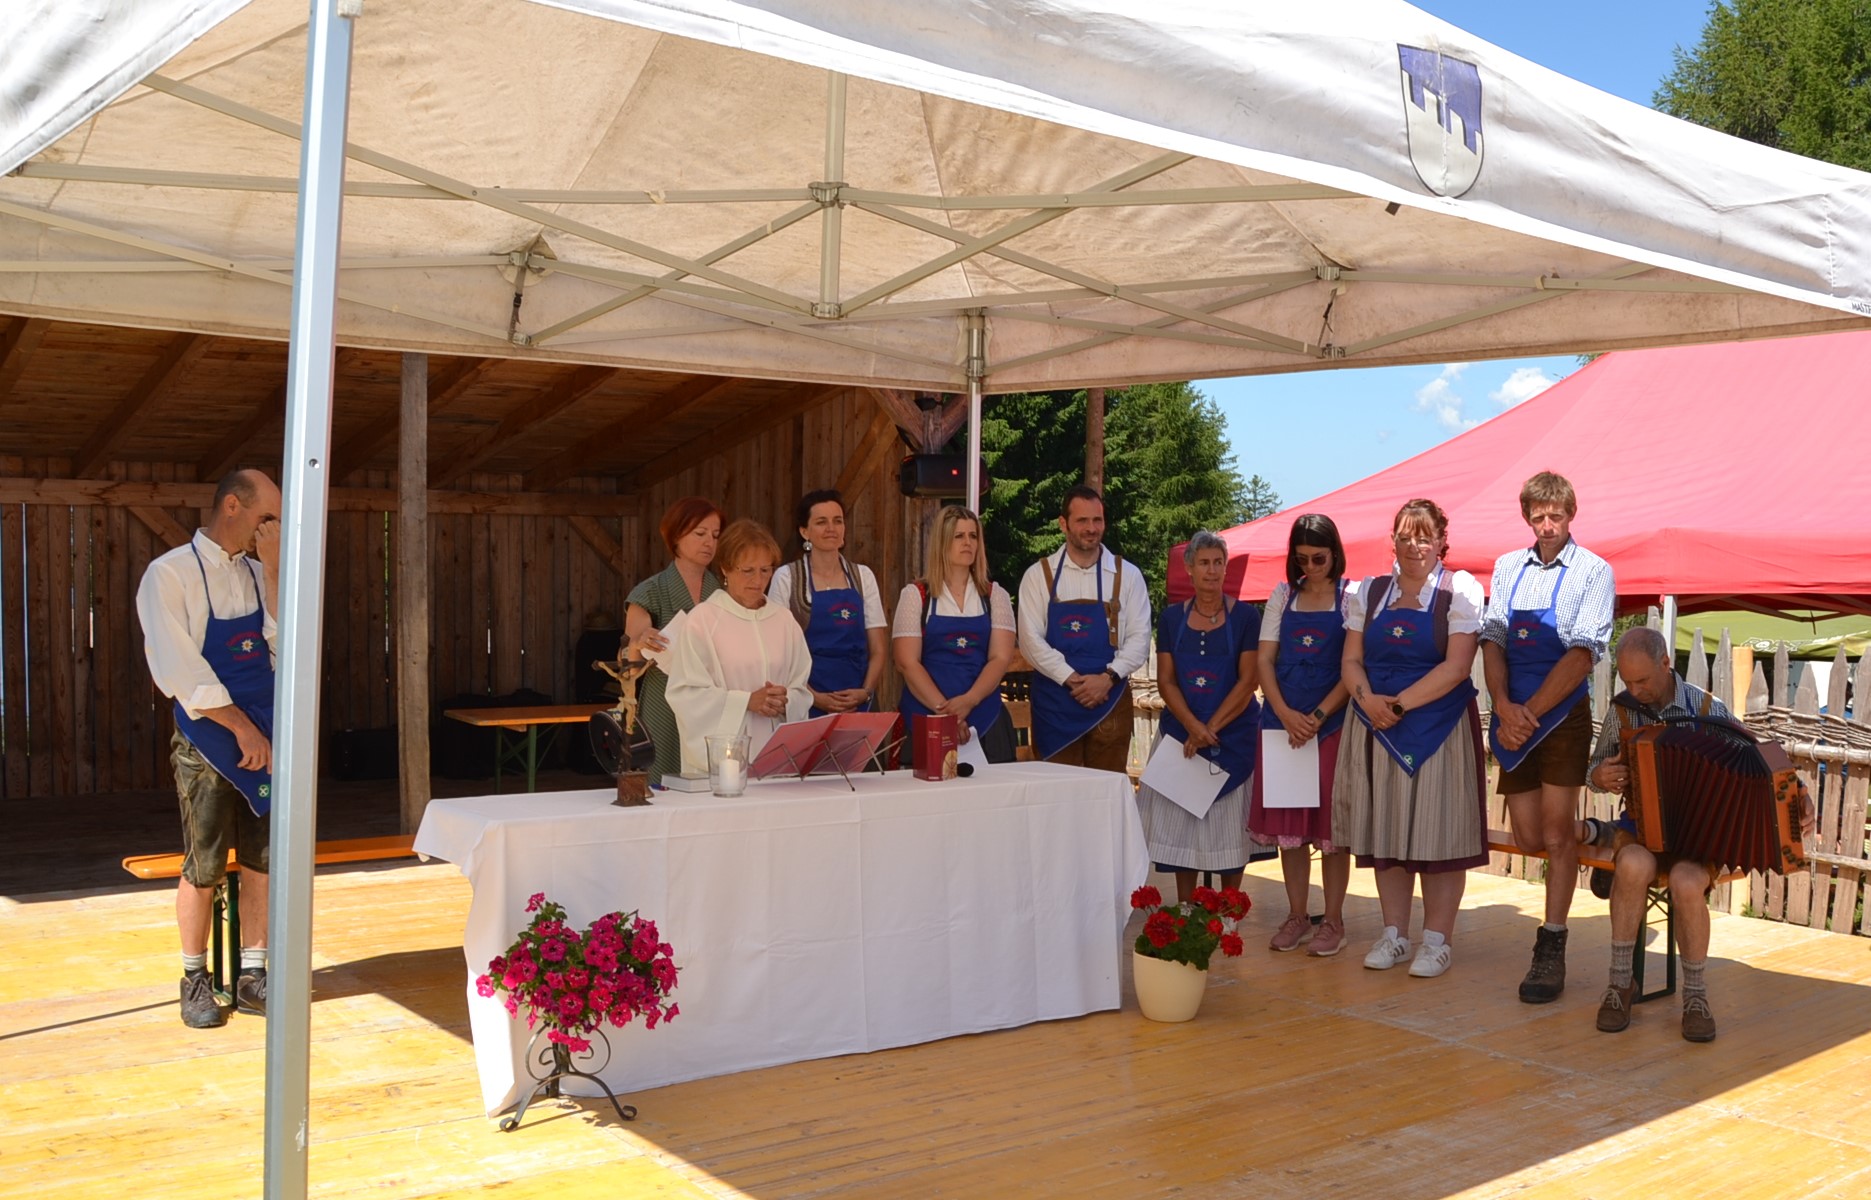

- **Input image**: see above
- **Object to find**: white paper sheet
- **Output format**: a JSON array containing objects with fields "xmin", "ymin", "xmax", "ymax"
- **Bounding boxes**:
[
  {"xmin": 640, "ymin": 609, "xmax": 688, "ymax": 666},
  {"xmin": 955, "ymin": 728, "xmax": 989, "ymax": 773},
  {"xmin": 1259, "ymin": 731, "xmax": 1321, "ymax": 808},
  {"xmin": 1139, "ymin": 735, "xmax": 1229, "ymax": 818}
]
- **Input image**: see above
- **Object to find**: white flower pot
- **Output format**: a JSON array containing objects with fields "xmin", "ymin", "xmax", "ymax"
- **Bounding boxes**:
[{"xmin": 1132, "ymin": 950, "xmax": 1209, "ymax": 1022}]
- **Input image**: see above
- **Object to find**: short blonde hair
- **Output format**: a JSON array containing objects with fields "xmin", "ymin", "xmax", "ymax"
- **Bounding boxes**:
[
  {"xmin": 1519, "ymin": 471, "xmax": 1577, "ymax": 519},
  {"xmin": 715, "ymin": 519, "xmax": 781, "ymax": 574}
]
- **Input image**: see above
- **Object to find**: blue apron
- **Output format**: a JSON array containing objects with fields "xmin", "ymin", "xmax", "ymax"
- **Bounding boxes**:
[
  {"xmin": 897, "ymin": 584, "xmax": 1003, "ymax": 737},
  {"xmin": 1158, "ymin": 601, "xmax": 1258, "ymax": 796},
  {"xmin": 1487, "ymin": 558, "xmax": 1589, "ymax": 772},
  {"xmin": 1355, "ymin": 569, "xmax": 1476, "ymax": 776},
  {"xmin": 1261, "ymin": 581, "xmax": 1347, "ymax": 739},
  {"xmin": 1030, "ymin": 550, "xmax": 1122, "ymax": 760},
  {"xmin": 798, "ymin": 557, "xmax": 871, "ymax": 718},
  {"xmin": 172, "ymin": 547, "xmax": 275, "ymax": 816}
]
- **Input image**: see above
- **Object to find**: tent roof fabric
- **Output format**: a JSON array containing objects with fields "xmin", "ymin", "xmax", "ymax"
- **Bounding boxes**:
[
  {"xmin": 2, "ymin": 0, "xmax": 1868, "ymax": 392},
  {"xmin": 1168, "ymin": 330, "xmax": 1871, "ymax": 616}
]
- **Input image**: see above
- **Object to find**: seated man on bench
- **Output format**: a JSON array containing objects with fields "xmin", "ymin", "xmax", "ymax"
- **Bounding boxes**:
[{"xmin": 1585, "ymin": 626, "xmax": 1729, "ymax": 1043}]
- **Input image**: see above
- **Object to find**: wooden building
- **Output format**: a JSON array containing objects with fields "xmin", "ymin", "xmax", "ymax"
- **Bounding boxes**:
[{"xmin": 0, "ymin": 316, "xmax": 962, "ymax": 816}]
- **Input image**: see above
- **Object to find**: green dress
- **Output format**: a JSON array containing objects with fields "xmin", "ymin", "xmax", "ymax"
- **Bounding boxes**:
[{"xmin": 627, "ymin": 563, "xmax": 720, "ymax": 784}]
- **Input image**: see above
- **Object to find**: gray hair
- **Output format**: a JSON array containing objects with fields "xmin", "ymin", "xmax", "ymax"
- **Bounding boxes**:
[
  {"xmin": 1616, "ymin": 625, "xmax": 1671, "ymax": 664},
  {"xmin": 1182, "ymin": 530, "xmax": 1228, "ymax": 568}
]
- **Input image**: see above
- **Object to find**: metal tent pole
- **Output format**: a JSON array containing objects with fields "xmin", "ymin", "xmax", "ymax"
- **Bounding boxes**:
[
  {"xmin": 266, "ymin": 2, "xmax": 357, "ymax": 1198},
  {"xmin": 965, "ymin": 312, "xmax": 984, "ymax": 508}
]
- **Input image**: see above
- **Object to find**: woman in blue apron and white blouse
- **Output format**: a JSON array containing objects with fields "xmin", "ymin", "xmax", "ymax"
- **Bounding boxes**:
[
  {"xmin": 1332, "ymin": 498, "xmax": 1488, "ymax": 980},
  {"xmin": 1251, "ymin": 514, "xmax": 1353, "ymax": 957},
  {"xmin": 894, "ymin": 505, "xmax": 1019, "ymax": 762},
  {"xmin": 1136, "ymin": 531, "xmax": 1260, "ymax": 903},
  {"xmin": 768, "ymin": 489, "xmax": 888, "ymax": 718}
]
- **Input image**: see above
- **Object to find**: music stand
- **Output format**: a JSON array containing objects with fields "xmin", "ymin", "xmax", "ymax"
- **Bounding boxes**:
[{"xmin": 751, "ymin": 712, "xmax": 899, "ymax": 790}]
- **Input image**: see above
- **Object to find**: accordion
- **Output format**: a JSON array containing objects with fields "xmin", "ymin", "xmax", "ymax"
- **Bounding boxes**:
[{"xmin": 1619, "ymin": 713, "xmax": 1810, "ymax": 876}]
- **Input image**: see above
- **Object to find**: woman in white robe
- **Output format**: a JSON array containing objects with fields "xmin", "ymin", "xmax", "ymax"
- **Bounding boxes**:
[{"xmin": 665, "ymin": 519, "xmax": 813, "ymax": 776}]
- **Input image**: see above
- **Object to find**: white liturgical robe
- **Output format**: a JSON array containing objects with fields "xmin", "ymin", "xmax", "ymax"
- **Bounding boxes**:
[{"xmin": 664, "ymin": 590, "xmax": 814, "ymax": 776}]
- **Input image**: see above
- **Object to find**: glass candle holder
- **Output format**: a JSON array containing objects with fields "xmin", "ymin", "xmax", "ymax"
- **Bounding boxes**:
[{"xmin": 706, "ymin": 733, "xmax": 752, "ymax": 797}]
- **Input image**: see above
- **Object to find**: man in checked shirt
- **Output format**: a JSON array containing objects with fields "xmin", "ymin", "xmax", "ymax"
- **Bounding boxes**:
[{"xmin": 1481, "ymin": 472, "xmax": 1616, "ymax": 1005}]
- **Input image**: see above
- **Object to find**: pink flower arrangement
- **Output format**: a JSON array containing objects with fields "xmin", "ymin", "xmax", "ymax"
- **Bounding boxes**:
[
  {"xmin": 1129, "ymin": 884, "xmax": 1251, "ymax": 969},
  {"xmin": 476, "ymin": 892, "xmax": 680, "ymax": 1052}
]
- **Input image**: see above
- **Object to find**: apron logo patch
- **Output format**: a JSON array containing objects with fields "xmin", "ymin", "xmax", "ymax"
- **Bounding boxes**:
[
  {"xmin": 1388, "ymin": 624, "xmax": 1409, "ymax": 640},
  {"xmin": 258, "ymin": 783, "xmax": 270, "ymax": 799}
]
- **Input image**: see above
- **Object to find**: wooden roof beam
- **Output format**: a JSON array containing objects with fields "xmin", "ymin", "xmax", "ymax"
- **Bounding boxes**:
[
  {"xmin": 630, "ymin": 381, "xmax": 847, "ymax": 493},
  {"xmin": 868, "ymin": 387, "xmax": 966, "ymax": 452},
  {"xmin": 429, "ymin": 364, "xmax": 615, "ymax": 489},
  {"xmin": 196, "ymin": 380, "xmax": 288, "ymax": 482},
  {"xmin": 74, "ymin": 333, "xmax": 212, "ymax": 477},
  {"xmin": 523, "ymin": 374, "xmax": 740, "ymax": 492},
  {"xmin": 334, "ymin": 355, "xmax": 500, "ymax": 478},
  {"xmin": 0, "ymin": 317, "xmax": 49, "ymax": 401}
]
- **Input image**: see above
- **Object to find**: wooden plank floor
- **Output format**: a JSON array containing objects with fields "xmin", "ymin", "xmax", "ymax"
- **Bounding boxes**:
[{"xmin": 4, "ymin": 859, "xmax": 1869, "ymax": 1199}]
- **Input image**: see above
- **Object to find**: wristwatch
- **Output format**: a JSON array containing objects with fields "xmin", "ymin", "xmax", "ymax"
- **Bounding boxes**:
[
  {"xmin": 1389, "ymin": 700, "xmax": 1407, "ymax": 718},
  {"xmin": 1312, "ymin": 707, "xmax": 1326, "ymax": 721},
  {"xmin": 1105, "ymin": 668, "xmax": 1124, "ymax": 687}
]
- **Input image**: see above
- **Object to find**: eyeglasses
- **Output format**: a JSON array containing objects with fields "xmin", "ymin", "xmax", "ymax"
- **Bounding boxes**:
[
  {"xmin": 1394, "ymin": 533, "xmax": 1438, "ymax": 547},
  {"xmin": 1295, "ymin": 552, "xmax": 1332, "ymax": 567}
]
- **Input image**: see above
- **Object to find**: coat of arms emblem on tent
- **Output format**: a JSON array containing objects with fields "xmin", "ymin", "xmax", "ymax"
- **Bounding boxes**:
[{"xmin": 1398, "ymin": 44, "xmax": 1484, "ymax": 198}]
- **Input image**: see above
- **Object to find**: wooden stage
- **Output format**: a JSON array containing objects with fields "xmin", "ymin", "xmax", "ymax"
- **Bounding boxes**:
[{"xmin": 4, "ymin": 857, "xmax": 1869, "ymax": 1199}]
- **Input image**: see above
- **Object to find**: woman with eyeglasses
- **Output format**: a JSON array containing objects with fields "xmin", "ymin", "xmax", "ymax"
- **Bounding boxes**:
[
  {"xmin": 1135, "ymin": 530, "xmax": 1260, "ymax": 903},
  {"xmin": 1250, "ymin": 514, "xmax": 1353, "ymax": 957},
  {"xmin": 664, "ymin": 519, "xmax": 813, "ymax": 777},
  {"xmin": 1332, "ymin": 498, "xmax": 1487, "ymax": 979}
]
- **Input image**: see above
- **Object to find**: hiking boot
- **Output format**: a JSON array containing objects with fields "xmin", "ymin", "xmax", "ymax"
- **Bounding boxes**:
[
  {"xmin": 1681, "ymin": 995, "xmax": 1718, "ymax": 1043},
  {"xmin": 1595, "ymin": 982, "xmax": 1635, "ymax": 1032},
  {"xmin": 1518, "ymin": 926, "xmax": 1568, "ymax": 1003},
  {"xmin": 180, "ymin": 971, "xmax": 227, "ymax": 1029},
  {"xmin": 236, "ymin": 967, "xmax": 267, "ymax": 1017},
  {"xmin": 1269, "ymin": 914, "xmax": 1312, "ymax": 952}
]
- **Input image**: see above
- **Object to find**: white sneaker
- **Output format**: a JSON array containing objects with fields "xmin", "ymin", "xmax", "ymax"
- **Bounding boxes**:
[
  {"xmin": 1408, "ymin": 941, "xmax": 1452, "ymax": 978},
  {"xmin": 1363, "ymin": 933, "xmax": 1413, "ymax": 970}
]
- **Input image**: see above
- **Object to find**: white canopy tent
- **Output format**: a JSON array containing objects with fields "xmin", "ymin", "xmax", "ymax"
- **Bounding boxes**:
[{"xmin": 8, "ymin": 2, "xmax": 1871, "ymax": 1195}]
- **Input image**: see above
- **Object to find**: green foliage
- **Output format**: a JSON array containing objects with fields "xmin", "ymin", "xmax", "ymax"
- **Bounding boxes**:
[
  {"xmin": 1655, "ymin": 0, "xmax": 1871, "ymax": 171},
  {"xmin": 977, "ymin": 383, "xmax": 1255, "ymax": 609}
]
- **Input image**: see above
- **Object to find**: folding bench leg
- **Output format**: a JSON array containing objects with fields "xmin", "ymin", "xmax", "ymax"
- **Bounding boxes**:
[
  {"xmin": 213, "ymin": 873, "xmax": 243, "ymax": 1005},
  {"xmin": 1636, "ymin": 882, "xmax": 1677, "ymax": 1004}
]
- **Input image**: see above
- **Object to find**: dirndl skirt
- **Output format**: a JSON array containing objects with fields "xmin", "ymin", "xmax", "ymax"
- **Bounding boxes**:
[
  {"xmin": 1330, "ymin": 703, "xmax": 1487, "ymax": 874},
  {"xmin": 1135, "ymin": 733, "xmax": 1251, "ymax": 872},
  {"xmin": 1247, "ymin": 726, "xmax": 1341, "ymax": 852}
]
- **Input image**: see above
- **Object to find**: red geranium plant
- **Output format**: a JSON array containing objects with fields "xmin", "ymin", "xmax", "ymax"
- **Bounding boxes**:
[
  {"xmin": 1129, "ymin": 884, "xmax": 1251, "ymax": 969},
  {"xmin": 477, "ymin": 892, "xmax": 680, "ymax": 1053}
]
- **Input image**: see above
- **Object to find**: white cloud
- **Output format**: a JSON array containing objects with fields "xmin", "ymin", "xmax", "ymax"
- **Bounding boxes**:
[
  {"xmin": 1413, "ymin": 363, "xmax": 1476, "ymax": 432},
  {"xmin": 1490, "ymin": 366, "xmax": 1556, "ymax": 409}
]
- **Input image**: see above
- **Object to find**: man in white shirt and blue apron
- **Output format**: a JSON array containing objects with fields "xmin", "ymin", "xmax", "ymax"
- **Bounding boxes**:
[
  {"xmin": 1482, "ymin": 472, "xmax": 1615, "ymax": 1005},
  {"xmin": 1016, "ymin": 486, "xmax": 1152, "ymax": 772},
  {"xmin": 136, "ymin": 470, "xmax": 281, "ymax": 1029}
]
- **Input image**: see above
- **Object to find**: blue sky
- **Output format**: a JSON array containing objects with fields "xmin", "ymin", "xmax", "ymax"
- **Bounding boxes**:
[{"xmin": 1202, "ymin": 0, "xmax": 1717, "ymax": 509}]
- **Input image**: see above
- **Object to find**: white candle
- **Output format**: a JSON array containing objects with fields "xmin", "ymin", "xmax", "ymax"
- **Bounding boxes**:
[{"xmin": 715, "ymin": 759, "xmax": 747, "ymax": 795}]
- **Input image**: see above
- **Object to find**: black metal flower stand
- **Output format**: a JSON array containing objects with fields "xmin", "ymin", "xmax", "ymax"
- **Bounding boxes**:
[{"xmin": 499, "ymin": 1026, "xmax": 638, "ymax": 1131}]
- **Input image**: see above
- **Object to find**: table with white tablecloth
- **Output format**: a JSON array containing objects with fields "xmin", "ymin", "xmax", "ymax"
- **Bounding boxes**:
[{"xmin": 413, "ymin": 761, "xmax": 1150, "ymax": 1114}]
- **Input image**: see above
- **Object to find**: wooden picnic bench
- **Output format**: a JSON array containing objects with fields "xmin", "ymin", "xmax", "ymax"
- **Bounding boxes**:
[
  {"xmin": 122, "ymin": 834, "xmax": 420, "ymax": 999},
  {"xmin": 1484, "ymin": 829, "xmax": 1744, "ymax": 1003}
]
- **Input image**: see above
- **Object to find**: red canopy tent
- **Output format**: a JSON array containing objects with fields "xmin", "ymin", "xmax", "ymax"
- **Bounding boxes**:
[{"xmin": 1170, "ymin": 331, "xmax": 1871, "ymax": 617}]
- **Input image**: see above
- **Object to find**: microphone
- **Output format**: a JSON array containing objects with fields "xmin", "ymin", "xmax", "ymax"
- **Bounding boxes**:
[{"xmin": 956, "ymin": 762, "xmax": 975, "ymax": 778}]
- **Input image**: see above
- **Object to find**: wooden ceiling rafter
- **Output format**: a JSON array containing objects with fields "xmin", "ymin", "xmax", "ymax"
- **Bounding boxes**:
[
  {"xmin": 333, "ymin": 355, "xmax": 502, "ymax": 478},
  {"xmin": 522, "ymin": 373, "xmax": 741, "ymax": 492},
  {"xmin": 0, "ymin": 316, "xmax": 49, "ymax": 400},
  {"xmin": 196, "ymin": 380, "xmax": 289, "ymax": 482},
  {"xmin": 429, "ymin": 363, "xmax": 617, "ymax": 489},
  {"xmin": 73, "ymin": 332, "xmax": 212, "ymax": 477},
  {"xmin": 630, "ymin": 381, "xmax": 848, "ymax": 493}
]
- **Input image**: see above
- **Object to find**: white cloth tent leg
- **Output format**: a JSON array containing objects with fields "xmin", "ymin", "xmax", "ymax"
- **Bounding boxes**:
[{"xmin": 266, "ymin": 3, "xmax": 357, "ymax": 1199}]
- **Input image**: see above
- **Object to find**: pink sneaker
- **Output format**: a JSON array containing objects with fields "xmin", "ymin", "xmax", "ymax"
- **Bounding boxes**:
[
  {"xmin": 1307, "ymin": 917, "xmax": 1345, "ymax": 957},
  {"xmin": 1269, "ymin": 914, "xmax": 1312, "ymax": 952}
]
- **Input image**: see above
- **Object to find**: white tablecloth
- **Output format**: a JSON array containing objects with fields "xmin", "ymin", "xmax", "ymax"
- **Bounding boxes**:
[{"xmin": 413, "ymin": 762, "xmax": 1150, "ymax": 1113}]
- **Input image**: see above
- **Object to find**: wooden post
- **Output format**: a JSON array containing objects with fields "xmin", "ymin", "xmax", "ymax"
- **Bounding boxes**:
[
  {"xmin": 1084, "ymin": 387, "xmax": 1105, "ymax": 491},
  {"xmin": 396, "ymin": 353, "xmax": 432, "ymax": 832}
]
